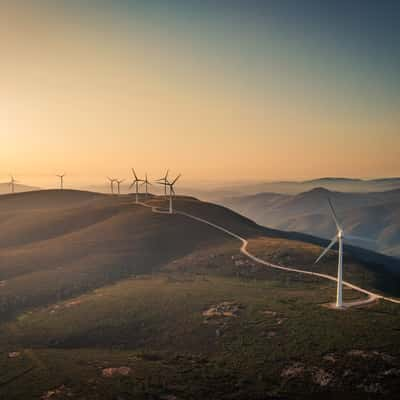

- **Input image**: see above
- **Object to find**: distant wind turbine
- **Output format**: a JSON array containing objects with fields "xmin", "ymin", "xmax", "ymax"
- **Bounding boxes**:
[
  {"xmin": 107, "ymin": 177, "xmax": 116, "ymax": 194},
  {"xmin": 9, "ymin": 176, "xmax": 18, "ymax": 193},
  {"xmin": 157, "ymin": 174, "xmax": 181, "ymax": 214},
  {"xmin": 129, "ymin": 168, "xmax": 144, "ymax": 203},
  {"xmin": 141, "ymin": 173, "xmax": 152, "ymax": 198},
  {"xmin": 314, "ymin": 198, "xmax": 371, "ymax": 308},
  {"xmin": 115, "ymin": 179, "xmax": 125, "ymax": 195},
  {"xmin": 156, "ymin": 169, "xmax": 169, "ymax": 196},
  {"xmin": 56, "ymin": 174, "xmax": 66, "ymax": 190}
]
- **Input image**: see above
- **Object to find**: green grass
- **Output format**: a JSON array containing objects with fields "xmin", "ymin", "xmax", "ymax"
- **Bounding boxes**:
[{"xmin": 1, "ymin": 274, "xmax": 400, "ymax": 399}]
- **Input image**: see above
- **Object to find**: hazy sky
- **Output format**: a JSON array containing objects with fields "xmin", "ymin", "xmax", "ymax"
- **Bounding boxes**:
[{"xmin": 1, "ymin": 0, "xmax": 399, "ymax": 186}]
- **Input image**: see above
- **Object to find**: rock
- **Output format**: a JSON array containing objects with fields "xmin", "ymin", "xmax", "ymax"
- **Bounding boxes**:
[
  {"xmin": 102, "ymin": 367, "xmax": 131, "ymax": 378},
  {"xmin": 261, "ymin": 310, "xmax": 277, "ymax": 317},
  {"xmin": 267, "ymin": 331, "xmax": 277, "ymax": 339},
  {"xmin": 281, "ymin": 363, "xmax": 305, "ymax": 379},
  {"xmin": 323, "ymin": 353, "xmax": 337, "ymax": 363},
  {"xmin": 358, "ymin": 382, "xmax": 383, "ymax": 394},
  {"xmin": 203, "ymin": 302, "xmax": 241, "ymax": 319},
  {"xmin": 41, "ymin": 385, "xmax": 72, "ymax": 399},
  {"xmin": 381, "ymin": 368, "xmax": 400, "ymax": 377},
  {"xmin": 312, "ymin": 368, "xmax": 333, "ymax": 387}
]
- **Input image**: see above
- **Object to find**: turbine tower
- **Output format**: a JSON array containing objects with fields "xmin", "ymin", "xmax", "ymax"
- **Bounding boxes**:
[
  {"xmin": 107, "ymin": 177, "xmax": 116, "ymax": 194},
  {"xmin": 314, "ymin": 198, "xmax": 369, "ymax": 308},
  {"xmin": 57, "ymin": 174, "xmax": 66, "ymax": 190},
  {"xmin": 156, "ymin": 169, "xmax": 169, "ymax": 196},
  {"xmin": 141, "ymin": 173, "xmax": 152, "ymax": 198},
  {"xmin": 157, "ymin": 174, "xmax": 181, "ymax": 214},
  {"xmin": 9, "ymin": 176, "xmax": 17, "ymax": 193},
  {"xmin": 115, "ymin": 179, "xmax": 125, "ymax": 195},
  {"xmin": 129, "ymin": 168, "xmax": 144, "ymax": 203}
]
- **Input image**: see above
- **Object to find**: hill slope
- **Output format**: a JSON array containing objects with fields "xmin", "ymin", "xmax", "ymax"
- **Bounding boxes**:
[{"xmin": 0, "ymin": 190, "xmax": 399, "ymax": 399}]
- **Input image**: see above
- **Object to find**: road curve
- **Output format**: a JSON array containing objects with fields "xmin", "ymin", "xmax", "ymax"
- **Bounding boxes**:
[{"xmin": 137, "ymin": 201, "xmax": 400, "ymax": 308}]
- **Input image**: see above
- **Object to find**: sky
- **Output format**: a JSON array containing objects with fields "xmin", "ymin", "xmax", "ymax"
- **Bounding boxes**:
[{"xmin": 1, "ymin": 0, "xmax": 399, "ymax": 186}]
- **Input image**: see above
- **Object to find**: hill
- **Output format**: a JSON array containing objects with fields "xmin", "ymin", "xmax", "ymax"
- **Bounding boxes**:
[
  {"xmin": 221, "ymin": 188, "xmax": 400, "ymax": 258},
  {"xmin": 0, "ymin": 190, "xmax": 399, "ymax": 399},
  {"xmin": 0, "ymin": 183, "xmax": 39, "ymax": 195}
]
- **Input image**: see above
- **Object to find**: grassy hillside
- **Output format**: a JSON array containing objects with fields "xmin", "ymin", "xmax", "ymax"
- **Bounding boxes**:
[
  {"xmin": 0, "ymin": 191, "xmax": 233, "ymax": 321},
  {"xmin": 0, "ymin": 190, "xmax": 399, "ymax": 399},
  {"xmin": 1, "ymin": 275, "xmax": 400, "ymax": 399}
]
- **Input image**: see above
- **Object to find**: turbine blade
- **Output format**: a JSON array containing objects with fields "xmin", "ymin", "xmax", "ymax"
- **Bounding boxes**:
[
  {"xmin": 328, "ymin": 198, "xmax": 342, "ymax": 231},
  {"xmin": 172, "ymin": 174, "xmax": 181, "ymax": 185},
  {"xmin": 132, "ymin": 168, "xmax": 138, "ymax": 180},
  {"xmin": 315, "ymin": 235, "xmax": 338, "ymax": 264}
]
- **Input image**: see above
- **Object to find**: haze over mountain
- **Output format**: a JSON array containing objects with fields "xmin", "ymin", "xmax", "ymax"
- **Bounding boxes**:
[
  {"xmin": 188, "ymin": 177, "xmax": 400, "ymax": 202},
  {"xmin": 222, "ymin": 187, "xmax": 400, "ymax": 258}
]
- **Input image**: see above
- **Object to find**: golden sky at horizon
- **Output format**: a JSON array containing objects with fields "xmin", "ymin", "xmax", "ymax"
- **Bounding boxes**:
[{"xmin": 1, "ymin": 2, "xmax": 399, "ymax": 186}]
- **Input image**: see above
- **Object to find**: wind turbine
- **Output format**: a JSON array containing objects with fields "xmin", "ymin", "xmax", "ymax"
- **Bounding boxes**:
[
  {"xmin": 115, "ymin": 179, "xmax": 125, "ymax": 195},
  {"xmin": 56, "ymin": 174, "xmax": 66, "ymax": 190},
  {"xmin": 141, "ymin": 173, "xmax": 152, "ymax": 199},
  {"xmin": 156, "ymin": 169, "xmax": 169, "ymax": 196},
  {"xmin": 314, "ymin": 198, "xmax": 370, "ymax": 308},
  {"xmin": 9, "ymin": 176, "xmax": 17, "ymax": 193},
  {"xmin": 129, "ymin": 168, "xmax": 144, "ymax": 203},
  {"xmin": 107, "ymin": 177, "xmax": 116, "ymax": 194},
  {"xmin": 157, "ymin": 174, "xmax": 181, "ymax": 214}
]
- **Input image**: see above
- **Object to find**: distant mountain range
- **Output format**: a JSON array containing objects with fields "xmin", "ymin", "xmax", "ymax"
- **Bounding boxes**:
[
  {"xmin": 184, "ymin": 177, "xmax": 400, "ymax": 202},
  {"xmin": 221, "ymin": 187, "xmax": 400, "ymax": 258}
]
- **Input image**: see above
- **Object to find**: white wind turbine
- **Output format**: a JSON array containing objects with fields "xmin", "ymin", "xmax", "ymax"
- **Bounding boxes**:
[
  {"xmin": 129, "ymin": 168, "xmax": 144, "ymax": 203},
  {"xmin": 157, "ymin": 174, "xmax": 181, "ymax": 214},
  {"xmin": 107, "ymin": 177, "xmax": 116, "ymax": 194},
  {"xmin": 156, "ymin": 169, "xmax": 169, "ymax": 196},
  {"xmin": 141, "ymin": 173, "xmax": 152, "ymax": 199},
  {"xmin": 9, "ymin": 176, "xmax": 18, "ymax": 193},
  {"xmin": 314, "ymin": 198, "xmax": 371, "ymax": 308},
  {"xmin": 57, "ymin": 173, "xmax": 66, "ymax": 190},
  {"xmin": 115, "ymin": 179, "xmax": 125, "ymax": 195}
]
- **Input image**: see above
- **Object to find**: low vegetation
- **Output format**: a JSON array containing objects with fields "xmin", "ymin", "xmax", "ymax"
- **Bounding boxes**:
[{"xmin": 0, "ymin": 191, "xmax": 399, "ymax": 399}]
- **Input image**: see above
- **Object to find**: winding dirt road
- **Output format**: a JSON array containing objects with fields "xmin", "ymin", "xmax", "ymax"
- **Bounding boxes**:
[{"xmin": 138, "ymin": 201, "xmax": 400, "ymax": 308}]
